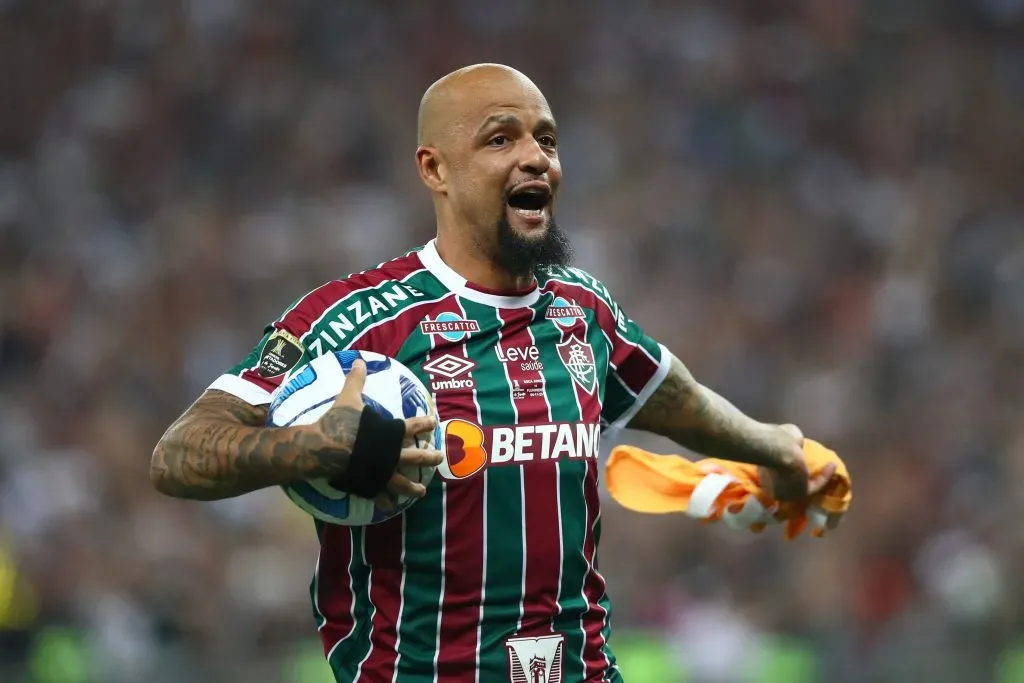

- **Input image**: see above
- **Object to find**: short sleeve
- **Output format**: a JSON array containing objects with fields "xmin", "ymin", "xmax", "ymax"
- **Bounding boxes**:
[
  {"xmin": 208, "ymin": 326, "xmax": 310, "ymax": 405},
  {"xmin": 599, "ymin": 300, "xmax": 672, "ymax": 432},
  {"xmin": 204, "ymin": 267, "xmax": 435, "ymax": 405},
  {"xmin": 206, "ymin": 282, "xmax": 342, "ymax": 405}
]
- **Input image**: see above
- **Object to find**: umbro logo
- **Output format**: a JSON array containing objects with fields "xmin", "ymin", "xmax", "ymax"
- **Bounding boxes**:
[
  {"xmin": 422, "ymin": 354, "xmax": 476, "ymax": 379},
  {"xmin": 422, "ymin": 354, "xmax": 477, "ymax": 392}
]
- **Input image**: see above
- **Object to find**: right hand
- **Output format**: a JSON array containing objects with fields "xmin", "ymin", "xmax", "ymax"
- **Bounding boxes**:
[
  {"xmin": 373, "ymin": 423, "xmax": 443, "ymax": 512},
  {"xmin": 311, "ymin": 359, "xmax": 443, "ymax": 504},
  {"xmin": 758, "ymin": 424, "xmax": 836, "ymax": 503}
]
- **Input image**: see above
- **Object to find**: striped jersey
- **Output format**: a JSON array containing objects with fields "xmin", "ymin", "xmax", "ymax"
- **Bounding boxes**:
[{"xmin": 210, "ymin": 240, "xmax": 670, "ymax": 683}]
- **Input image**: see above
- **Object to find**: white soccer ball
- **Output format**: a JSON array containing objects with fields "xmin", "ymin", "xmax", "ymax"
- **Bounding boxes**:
[{"xmin": 267, "ymin": 350, "xmax": 440, "ymax": 526}]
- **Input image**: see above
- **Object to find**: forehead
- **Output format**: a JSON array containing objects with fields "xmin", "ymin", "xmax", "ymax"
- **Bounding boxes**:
[{"xmin": 458, "ymin": 79, "xmax": 554, "ymax": 129}]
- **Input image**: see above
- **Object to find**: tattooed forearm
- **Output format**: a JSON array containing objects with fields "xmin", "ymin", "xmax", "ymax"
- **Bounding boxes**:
[
  {"xmin": 628, "ymin": 355, "xmax": 800, "ymax": 470},
  {"xmin": 150, "ymin": 390, "xmax": 361, "ymax": 501}
]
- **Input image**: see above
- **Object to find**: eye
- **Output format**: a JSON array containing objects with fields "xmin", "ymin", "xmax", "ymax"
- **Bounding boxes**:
[
  {"xmin": 538, "ymin": 134, "xmax": 557, "ymax": 148},
  {"xmin": 488, "ymin": 135, "xmax": 509, "ymax": 146}
]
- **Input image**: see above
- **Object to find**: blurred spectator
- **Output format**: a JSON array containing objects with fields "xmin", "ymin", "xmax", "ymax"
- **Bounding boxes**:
[{"xmin": 2, "ymin": 0, "xmax": 1023, "ymax": 680}]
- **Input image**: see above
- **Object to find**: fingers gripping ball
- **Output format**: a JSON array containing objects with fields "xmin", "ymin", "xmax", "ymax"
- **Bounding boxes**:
[{"xmin": 268, "ymin": 350, "xmax": 441, "ymax": 526}]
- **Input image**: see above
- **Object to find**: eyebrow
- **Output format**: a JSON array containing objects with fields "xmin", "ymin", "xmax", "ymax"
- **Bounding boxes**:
[{"xmin": 475, "ymin": 112, "xmax": 557, "ymax": 136}]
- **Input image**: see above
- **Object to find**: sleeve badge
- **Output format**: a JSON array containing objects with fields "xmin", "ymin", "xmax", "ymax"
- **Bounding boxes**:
[{"xmin": 257, "ymin": 329, "xmax": 305, "ymax": 378}]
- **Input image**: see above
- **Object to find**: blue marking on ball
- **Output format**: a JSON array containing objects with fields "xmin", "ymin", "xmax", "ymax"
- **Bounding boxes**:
[
  {"xmin": 270, "ymin": 364, "xmax": 317, "ymax": 415},
  {"xmin": 399, "ymin": 374, "xmax": 429, "ymax": 419},
  {"xmin": 361, "ymin": 394, "xmax": 393, "ymax": 420},
  {"xmin": 335, "ymin": 350, "xmax": 391, "ymax": 375}
]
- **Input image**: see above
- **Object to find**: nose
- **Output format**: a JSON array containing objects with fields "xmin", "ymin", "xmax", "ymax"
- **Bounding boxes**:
[{"xmin": 518, "ymin": 136, "xmax": 551, "ymax": 176}]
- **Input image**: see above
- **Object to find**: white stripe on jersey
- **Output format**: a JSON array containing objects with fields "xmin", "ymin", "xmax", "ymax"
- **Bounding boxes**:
[
  {"xmin": 353, "ymin": 531, "xmax": 375, "ymax": 681},
  {"xmin": 391, "ymin": 512, "xmax": 407, "ymax": 683},
  {"xmin": 207, "ymin": 373, "xmax": 276, "ymax": 405},
  {"xmin": 324, "ymin": 532, "xmax": 358, "ymax": 665}
]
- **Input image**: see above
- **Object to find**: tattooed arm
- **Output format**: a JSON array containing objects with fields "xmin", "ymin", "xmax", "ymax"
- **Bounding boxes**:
[
  {"xmin": 150, "ymin": 389, "xmax": 362, "ymax": 501},
  {"xmin": 628, "ymin": 354, "xmax": 812, "ymax": 500},
  {"xmin": 151, "ymin": 359, "xmax": 440, "ymax": 501}
]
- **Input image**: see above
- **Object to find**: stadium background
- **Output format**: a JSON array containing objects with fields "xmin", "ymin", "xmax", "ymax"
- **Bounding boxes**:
[{"xmin": 2, "ymin": 0, "xmax": 1023, "ymax": 681}]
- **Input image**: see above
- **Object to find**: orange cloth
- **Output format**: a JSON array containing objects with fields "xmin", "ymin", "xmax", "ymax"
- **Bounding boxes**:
[{"xmin": 605, "ymin": 439, "xmax": 852, "ymax": 540}]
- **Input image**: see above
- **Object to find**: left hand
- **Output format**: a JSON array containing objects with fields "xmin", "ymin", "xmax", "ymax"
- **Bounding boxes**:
[{"xmin": 758, "ymin": 424, "xmax": 836, "ymax": 503}]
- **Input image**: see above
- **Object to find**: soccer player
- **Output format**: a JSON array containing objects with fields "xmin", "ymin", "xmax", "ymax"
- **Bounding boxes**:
[{"xmin": 151, "ymin": 64, "xmax": 834, "ymax": 683}]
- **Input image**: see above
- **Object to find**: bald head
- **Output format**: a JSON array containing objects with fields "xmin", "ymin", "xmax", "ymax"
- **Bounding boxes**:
[{"xmin": 417, "ymin": 64, "xmax": 548, "ymax": 147}]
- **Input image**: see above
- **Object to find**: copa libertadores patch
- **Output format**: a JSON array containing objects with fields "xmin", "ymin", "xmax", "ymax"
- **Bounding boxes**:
[{"xmin": 257, "ymin": 329, "xmax": 304, "ymax": 378}]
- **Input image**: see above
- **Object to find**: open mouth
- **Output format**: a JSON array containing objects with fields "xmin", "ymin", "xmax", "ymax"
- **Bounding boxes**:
[{"xmin": 506, "ymin": 184, "xmax": 551, "ymax": 221}]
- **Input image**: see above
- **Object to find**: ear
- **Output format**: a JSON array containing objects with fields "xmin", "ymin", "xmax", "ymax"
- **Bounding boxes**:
[{"xmin": 416, "ymin": 146, "xmax": 446, "ymax": 194}]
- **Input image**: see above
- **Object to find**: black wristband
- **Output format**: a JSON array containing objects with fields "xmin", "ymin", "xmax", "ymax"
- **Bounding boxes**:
[{"xmin": 330, "ymin": 408, "xmax": 405, "ymax": 498}]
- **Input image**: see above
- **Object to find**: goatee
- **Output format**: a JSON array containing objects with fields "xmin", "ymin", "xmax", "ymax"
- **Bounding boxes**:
[{"xmin": 494, "ymin": 216, "xmax": 573, "ymax": 278}]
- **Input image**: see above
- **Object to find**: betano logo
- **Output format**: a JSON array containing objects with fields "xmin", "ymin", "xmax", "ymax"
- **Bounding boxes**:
[{"xmin": 437, "ymin": 419, "xmax": 602, "ymax": 480}]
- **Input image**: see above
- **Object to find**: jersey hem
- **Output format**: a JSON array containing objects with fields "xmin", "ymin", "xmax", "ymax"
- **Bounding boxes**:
[{"xmin": 208, "ymin": 374, "xmax": 274, "ymax": 406}]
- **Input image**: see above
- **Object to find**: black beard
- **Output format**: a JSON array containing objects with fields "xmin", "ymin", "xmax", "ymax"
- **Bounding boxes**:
[{"xmin": 494, "ymin": 215, "xmax": 573, "ymax": 278}]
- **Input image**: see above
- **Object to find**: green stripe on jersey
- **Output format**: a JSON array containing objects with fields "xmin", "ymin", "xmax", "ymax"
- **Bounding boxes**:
[
  {"xmin": 391, "ymin": 326, "xmax": 445, "ymax": 682},
  {"xmin": 461, "ymin": 300, "xmax": 525, "ymax": 678},
  {"xmin": 390, "ymin": 487, "xmax": 444, "ymax": 682},
  {"xmin": 534, "ymin": 312, "xmax": 591, "ymax": 678}
]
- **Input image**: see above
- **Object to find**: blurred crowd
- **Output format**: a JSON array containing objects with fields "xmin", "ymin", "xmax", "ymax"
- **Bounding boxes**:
[{"xmin": 3, "ymin": 0, "xmax": 1024, "ymax": 681}]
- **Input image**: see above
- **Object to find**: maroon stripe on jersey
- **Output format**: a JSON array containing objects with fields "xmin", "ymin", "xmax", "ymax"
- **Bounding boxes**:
[
  {"xmin": 317, "ymin": 525, "xmax": 357, "ymax": 656},
  {"xmin": 357, "ymin": 517, "xmax": 405, "ymax": 679},
  {"xmin": 581, "ymin": 460, "xmax": 611, "ymax": 677},
  {"xmin": 433, "ymin": 298, "xmax": 485, "ymax": 679},
  {"xmin": 496, "ymin": 308, "xmax": 562, "ymax": 636},
  {"xmin": 278, "ymin": 252, "xmax": 425, "ymax": 334},
  {"xmin": 616, "ymin": 346, "xmax": 660, "ymax": 395},
  {"xmin": 542, "ymin": 280, "xmax": 659, "ymax": 395},
  {"xmin": 238, "ymin": 367, "xmax": 284, "ymax": 395}
]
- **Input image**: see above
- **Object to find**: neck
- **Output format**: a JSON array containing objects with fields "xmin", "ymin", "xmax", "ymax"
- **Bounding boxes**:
[{"xmin": 434, "ymin": 229, "xmax": 536, "ymax": 293}]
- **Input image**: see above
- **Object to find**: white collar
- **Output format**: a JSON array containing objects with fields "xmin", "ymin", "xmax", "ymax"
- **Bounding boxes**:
[{"xmin": 418, "ymin": 239, "xmax": 541, "ymax": 309}]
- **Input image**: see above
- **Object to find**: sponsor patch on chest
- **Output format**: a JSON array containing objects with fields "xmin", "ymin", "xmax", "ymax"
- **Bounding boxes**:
[{"xmin": 436, "ymin": 420, "xmax": 602, "ymax": 481}]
